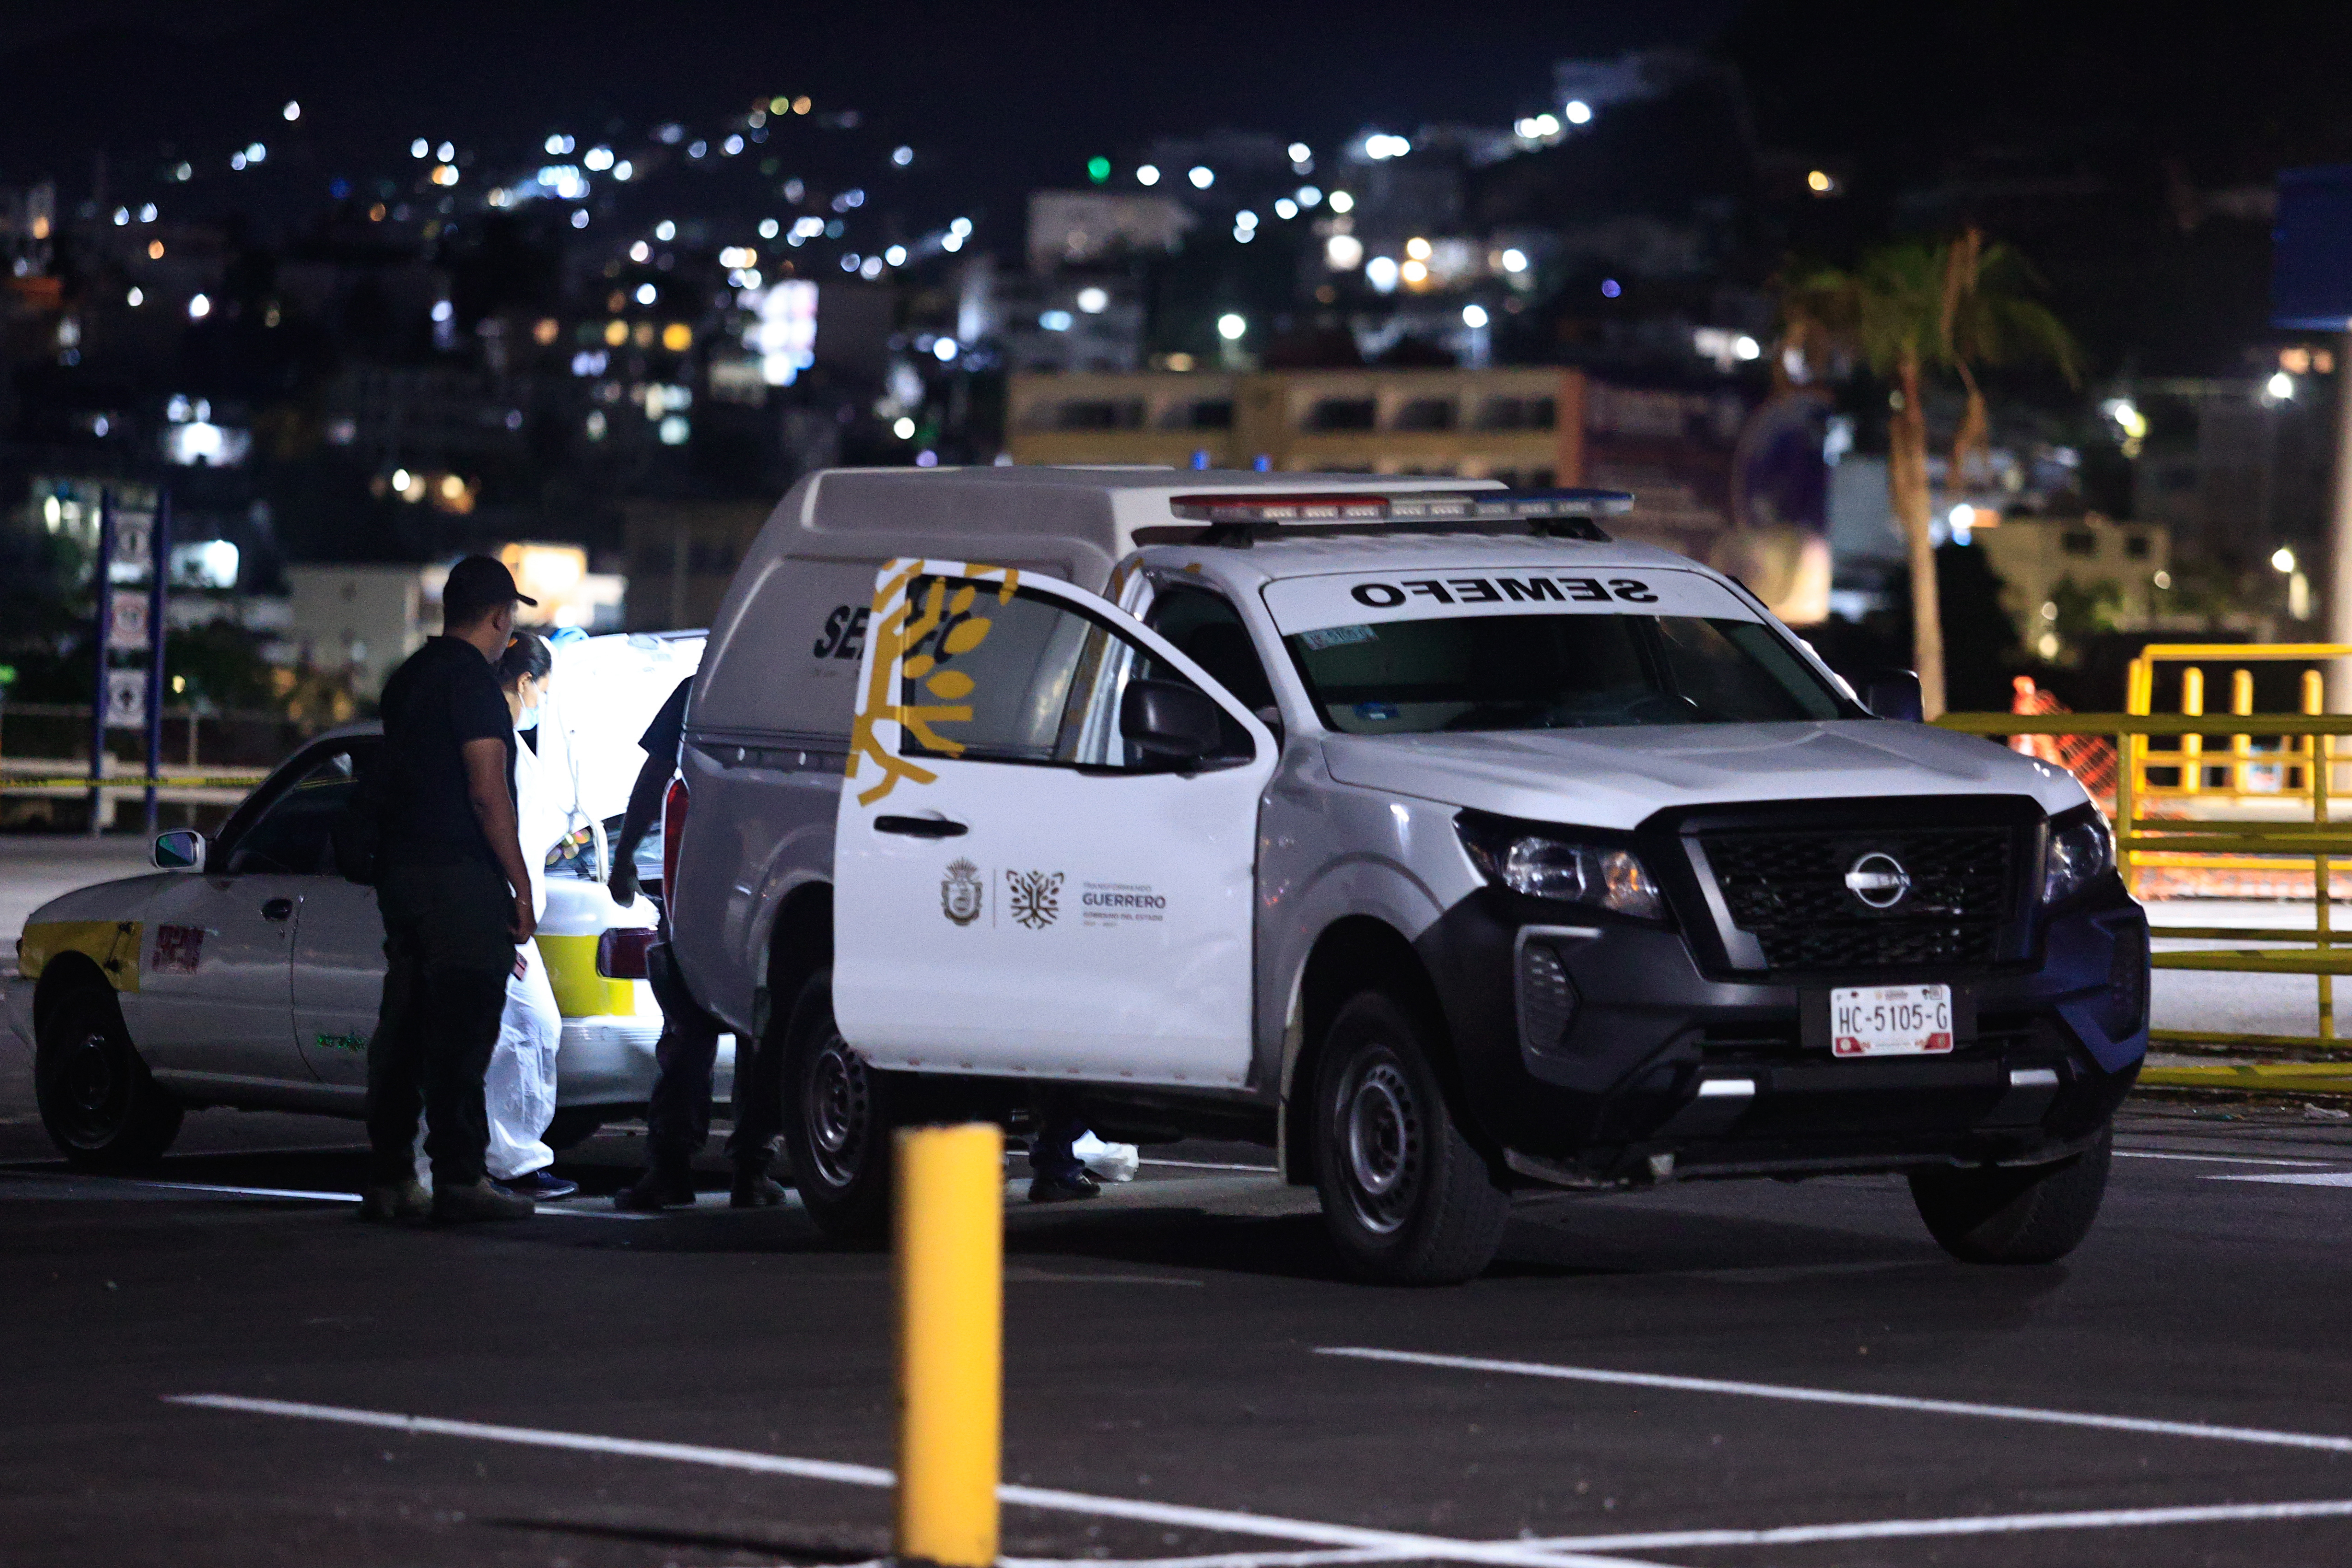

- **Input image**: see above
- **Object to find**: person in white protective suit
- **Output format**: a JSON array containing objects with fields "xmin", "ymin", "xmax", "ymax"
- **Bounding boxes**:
[{"xmin": 416, "ymin": 631, "xmax": 575, "ymax": 1199}]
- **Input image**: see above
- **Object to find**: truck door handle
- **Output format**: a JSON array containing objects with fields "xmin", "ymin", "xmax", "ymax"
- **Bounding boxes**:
[
  {"xmin": 874, "ymin": 815, "xmax": 968, "ymax": 839},
  {"xmin": 261, "ymin": 898, "xmax": 294, "ymax": 921}
]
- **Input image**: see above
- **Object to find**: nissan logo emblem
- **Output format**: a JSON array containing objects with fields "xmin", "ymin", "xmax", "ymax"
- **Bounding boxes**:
[{"xmin": 1844, "ymin": 851, "xmax": 1911, "ymax": 910}]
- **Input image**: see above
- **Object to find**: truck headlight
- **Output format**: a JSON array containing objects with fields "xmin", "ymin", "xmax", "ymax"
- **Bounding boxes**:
[
  {"xmin": 2043, "ymin": 807, "xmax": 2114, "ymax": 906},
  {"xmin": 1456, "ymin": 813, "xmax": 1665, "ymax": 920}
]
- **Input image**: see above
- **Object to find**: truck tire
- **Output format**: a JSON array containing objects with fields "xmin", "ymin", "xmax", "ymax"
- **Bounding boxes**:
[
  {"xmin": 35, "ymin": 978, "xmax": 183, "ymax": 1169},
  {"xmin": 778, "ymin": 971, "xmax": 897, "ymax": 1241},
  {"xmin": 1312, "ymin": 990, "xmax": 1509, "ymax": 1285},
  {"xmin": 1910, "ymin": 1123, "xmax": 2112, "ymax": 1264}
]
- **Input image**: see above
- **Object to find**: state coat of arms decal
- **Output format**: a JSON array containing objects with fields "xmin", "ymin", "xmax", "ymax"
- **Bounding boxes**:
[{"xmin": 941, "ymin": 858, "xmax": 984, "ymax": 926}]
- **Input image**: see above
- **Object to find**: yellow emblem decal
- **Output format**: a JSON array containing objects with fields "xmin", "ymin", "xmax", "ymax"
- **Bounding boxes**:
[{"xmin": 846, "ymin": 559, "xmax": 1018, "ymax": 806}]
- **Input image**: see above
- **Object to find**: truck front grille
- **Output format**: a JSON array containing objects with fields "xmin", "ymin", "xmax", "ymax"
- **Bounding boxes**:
[{"xmin": 1699, "ymin": 825, "xmax": 2017, "ymax": 972}]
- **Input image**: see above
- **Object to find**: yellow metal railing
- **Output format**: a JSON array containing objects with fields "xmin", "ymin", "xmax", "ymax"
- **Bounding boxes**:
[
  {"xmin": 1942, "ymin": 664, "xmax": 2352, "ymax": 1091},
  {"xmin": 2123, "ymin": 642, "xmax": 2349, "ymax": 813}
]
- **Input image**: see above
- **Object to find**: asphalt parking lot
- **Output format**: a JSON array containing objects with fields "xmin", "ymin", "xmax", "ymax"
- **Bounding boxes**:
[
  {"xmin": 6, "ymin": 1072, "xmax": 2352, "ymax": 1568},
  {"xmin": 12, "ymin": 836, "xmax": 2352, "ymax": 1568}
]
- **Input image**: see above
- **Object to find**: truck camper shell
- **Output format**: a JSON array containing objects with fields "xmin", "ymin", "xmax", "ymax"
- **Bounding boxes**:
[{"xmin": 695, "ymin": 465, "xmax": 1622, "ymax": 738}]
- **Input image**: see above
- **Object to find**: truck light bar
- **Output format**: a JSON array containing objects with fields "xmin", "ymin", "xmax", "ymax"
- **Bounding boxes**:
[{"xmin": 1167, "ymin": 488, "xmax": 1635, "ymax": 525}]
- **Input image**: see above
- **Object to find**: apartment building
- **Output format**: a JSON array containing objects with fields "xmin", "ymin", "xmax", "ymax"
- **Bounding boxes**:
[{"xmin": 1004, "ymin": 367, "xmax": 1583, "ymax": 488}]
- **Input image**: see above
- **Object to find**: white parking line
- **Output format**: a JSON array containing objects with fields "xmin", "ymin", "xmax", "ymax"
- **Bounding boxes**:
[
  {"xmin": 1317, "ymin": 1348, "xmax": 2352, "ymax": 1455},
  {"xmin": 1009, "ymin": 1492, "xmax": 2352, "ymax": 1567},
  {"xmin": 1004, "ymin": 1551, "xmax": 1393, "ymax": 1568},
  {"xmin": 1532, "ymin": 1496, "xmax": 2352, "ymax": 1551},
  {"xmin": 164, "ymin": 1394, "xmax": 1669, "ymax": 1568},
  {"xmin": 128, "ymin": 1181, "xmax": 363, "ymax": 1203},
  {"xmin": 2208, "ymin": 1171, "xmax": 2352, "ymax": 1187},
  {"xmin": 2115, "ymin": 1149, "xmax": 2338, "ymax": 1167},
  {"xmin": 0, "ymin": 1172, "xmax": 708, "ymax": 1218}
]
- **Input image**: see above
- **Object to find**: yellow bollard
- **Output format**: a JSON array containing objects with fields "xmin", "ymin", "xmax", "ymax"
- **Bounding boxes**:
[{"xmin": 895, "ymin": 1123, "xmax": 1003, "ymax": 1568}]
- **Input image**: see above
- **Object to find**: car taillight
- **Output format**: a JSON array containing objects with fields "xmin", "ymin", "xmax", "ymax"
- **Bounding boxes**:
[
  {"xmin": 597, "ymin": 927, "xmax": 659, "ymax": 979},
  {"xmin": 660, "ymin": 775, "xmax": 688, "ymax": 897}
]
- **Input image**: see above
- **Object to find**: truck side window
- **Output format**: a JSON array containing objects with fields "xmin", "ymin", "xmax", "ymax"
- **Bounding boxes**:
[
  {"xmin": 1143, "ymin": 586, "xmax": 1277, "ymax": 714},
  {"xmin": 899, "ymin": 578, "xmax": 1238, "ymax": 771}
]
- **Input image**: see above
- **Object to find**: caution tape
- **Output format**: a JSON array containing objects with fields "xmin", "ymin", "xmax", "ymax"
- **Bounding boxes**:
[{"xmin": 0, "ymin": 776, "xmax": 268, "ymax": 789}]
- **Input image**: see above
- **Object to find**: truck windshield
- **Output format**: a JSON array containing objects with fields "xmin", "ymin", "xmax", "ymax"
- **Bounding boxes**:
[{"xmin": 1282, "ymin": 613, "xmax": 1853, "ymax": 734}]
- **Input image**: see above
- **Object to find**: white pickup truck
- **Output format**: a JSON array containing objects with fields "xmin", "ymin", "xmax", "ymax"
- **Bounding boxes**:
[{"xmin": 667, "ymin": 467, "xmax": 2147, "ymax": 1284}]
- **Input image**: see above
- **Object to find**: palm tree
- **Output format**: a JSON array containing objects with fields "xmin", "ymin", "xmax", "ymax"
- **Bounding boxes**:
[{"xmin": 1780, "ymin": 230, "xmax": 2078, "ymax": 716}]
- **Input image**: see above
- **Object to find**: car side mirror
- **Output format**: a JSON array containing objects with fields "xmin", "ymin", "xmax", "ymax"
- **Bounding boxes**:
[
  {"xmin": 153, "ymin": 830, "xmax": 207, "ymax": 872},
  {"xmin": 1120, "ymin": 679, "xmax": 1224, "ymax": 770},
  {"xmin": 1863, "ymin": 670, "xmax": 1925, "ymax": 722}
]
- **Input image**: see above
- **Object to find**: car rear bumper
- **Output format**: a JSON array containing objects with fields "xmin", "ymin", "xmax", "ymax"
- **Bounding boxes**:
[
  {"xmin": 1417, "ymin": 881, "xmax": 2146, "ymax": 1183},
  {"xmin": 556, "ymin": 1016, "xmax": 737, "ymax": 1108}
]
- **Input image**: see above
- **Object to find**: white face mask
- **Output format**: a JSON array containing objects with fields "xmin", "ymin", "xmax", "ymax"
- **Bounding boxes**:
[{"xmin": 517, "ymin": 704, "xmax": 541, "ymax": 731}]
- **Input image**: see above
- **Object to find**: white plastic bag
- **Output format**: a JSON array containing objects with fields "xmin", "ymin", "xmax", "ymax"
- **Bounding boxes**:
[
  {"xmin": 413, "ymin": 940, "xmax": 563, "ymax": 1188},
  {"xmin": 1073, "ymin": 1131, "xmax": 1140, "ymax": 1183},
  {"xmin": 484, "ymin": 941, "xmax": 562, "ymax": 1181}
]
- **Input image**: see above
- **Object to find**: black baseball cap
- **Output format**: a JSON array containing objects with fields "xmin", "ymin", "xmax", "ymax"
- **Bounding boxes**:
[{"xmin": 443, "ymin": 555, "xmax": 538, "ymax": 622}]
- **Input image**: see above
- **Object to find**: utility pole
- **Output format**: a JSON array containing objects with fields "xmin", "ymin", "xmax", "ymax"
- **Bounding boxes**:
[
  {"xmin": 2328, "ymin": 334, "xmax": 2352, "ymax": 705},
  {"xmin": 144, "ymin": 491, "xmax": 171, "ymax": 834},
  {"xmin": 2271, "ymin": 170, "xmax": 2352, "ymax": 704},
  {"xmin": 86, "ymin": 491, "xmax": 114, "ymax": 836}
]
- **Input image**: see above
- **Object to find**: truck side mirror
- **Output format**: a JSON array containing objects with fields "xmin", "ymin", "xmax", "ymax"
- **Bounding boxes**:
[
  {"xmin": 1863, "ymin": 670, "xmax": 1925, "ymax": 722},
  {"xmin": 1120, "ymin": 679, "xmax": 1224, "ymax": 770},
  {"xmin": 153, "ymin": 830, "xmax": 207, "ymax": 871}
]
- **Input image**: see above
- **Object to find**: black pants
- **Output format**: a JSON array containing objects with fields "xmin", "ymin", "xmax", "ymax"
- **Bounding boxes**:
[
  {"xmin": 366, "ymin": 860, "xmax": 515, "ymax": 1186},
  {"xmin": 1028, "ymin": 1088, "xmax": 1087, "ymax": 1180},
  {"xmin": 642, "ymin": 941, "xmax": 780, "ymax": 1175}
]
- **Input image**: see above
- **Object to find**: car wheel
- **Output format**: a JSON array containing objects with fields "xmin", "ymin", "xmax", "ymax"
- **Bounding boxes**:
[
  {"xmin": 35, "ymin": 979, "xmax": 183, "ymax": 1168},
  {"xmin": 1910, "ymin": 1123, "xmax": 2113, "ymax": 1264},
  {"xmin": 1311, "ymin": 990, "xmax": 1509, "ymax": 1285},
  {"xmin": 778, "ymin": 971, "xmax": 897, "ymax": 1240}
]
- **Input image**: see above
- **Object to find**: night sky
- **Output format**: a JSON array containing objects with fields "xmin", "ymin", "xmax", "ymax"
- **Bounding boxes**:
[
  {"xmin": 1, "ymin": 1, "xmax": 1736, "ymax": 231},
  {"xmin": 9, "ymin": 0, "xmax": 2352, "ymax": 380}
]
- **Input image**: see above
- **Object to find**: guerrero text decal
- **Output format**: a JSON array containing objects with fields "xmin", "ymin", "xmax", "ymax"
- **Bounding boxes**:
[{"xmin": 1081, "ymin": 883, "xmax": 1165, "ymax": 927}]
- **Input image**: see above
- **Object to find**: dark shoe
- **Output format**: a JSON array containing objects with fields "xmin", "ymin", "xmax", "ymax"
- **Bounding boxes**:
[
  {"xmin": 431, "ymin": 1179, "xmax": 536, "ymax": 1223},
  {"xmin": 1027, "ymin": 1169, "xmax": 1102, "ymax": 1204},
  {"xmin": 497, "ymin": 1170, "xmax": 579, "ymax": 1200},
  {"xmin": 613, "ymin": 1170, "xmax": 699, "ymax": 1211},
  {"xmin": 730, "ymin": 1168, "xmax": 788, "ymax": 1208},
  {"xmin": 357, "ymin": 1178, "xmax": 431, "ymax": 1223}
]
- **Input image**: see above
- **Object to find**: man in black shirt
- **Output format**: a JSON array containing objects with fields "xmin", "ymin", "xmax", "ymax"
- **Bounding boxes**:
[
  {"xmin": 359, "ymin": 556, "xmax": 542, "ymax": 1223},
  {"xmin": 608, "ymin": 676, "xmax": 786, "ymax": 1211}
]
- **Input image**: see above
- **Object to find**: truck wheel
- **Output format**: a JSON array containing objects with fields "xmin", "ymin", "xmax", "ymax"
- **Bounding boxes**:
[
  {"xmin": 1910, "ymin": 1123, "xmax": 2112, "ymax": 1264},
  {"xmin": 778, "ymin": 971, "xmax": 896, "ymax": 1241},
  {"xmin": 1312, "ymin": 990, "xmax": 1509, "ymax": 1285},
  {"xmin": 35, "ymin": 979, "xmax": 183, "ymax": 1169}
]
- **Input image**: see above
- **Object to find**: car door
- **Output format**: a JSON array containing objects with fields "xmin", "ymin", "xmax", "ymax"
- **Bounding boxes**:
[
  {"xmin": 288, "ymin": 740, "xmax": 386, "ymax": 1087},
  {"xmin": 135, "ymin": 743, "xmax": 365, "ymax": 1086},
  {"xmin": 831, "ymin": 560, "xmax": 1275, "ymax": 1088}
]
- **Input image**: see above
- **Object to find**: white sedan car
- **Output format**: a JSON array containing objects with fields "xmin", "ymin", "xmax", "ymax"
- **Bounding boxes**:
[{"xmin": 5, "ymin": 632, "xmax": 730, "ymax": 1166}]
